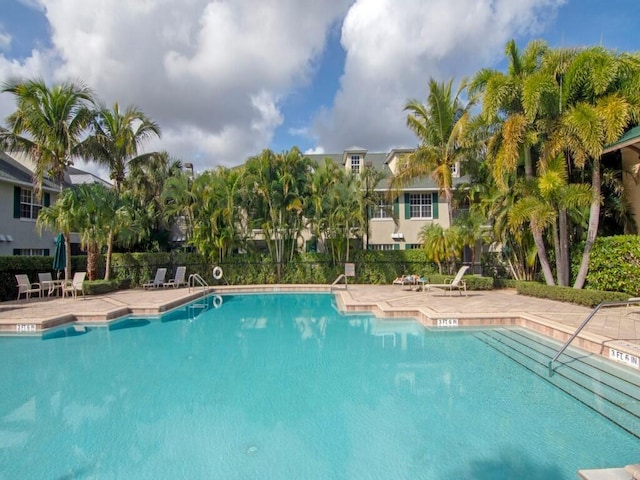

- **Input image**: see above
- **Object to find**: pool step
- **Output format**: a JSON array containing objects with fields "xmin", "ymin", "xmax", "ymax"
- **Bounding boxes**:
[{"xmin": 475, "ymin": 328, "xmax": 640, "ymax": 437}]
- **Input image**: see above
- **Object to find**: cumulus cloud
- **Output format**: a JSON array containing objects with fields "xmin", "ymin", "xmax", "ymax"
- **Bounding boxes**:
[
  {"xmin": 0, "ymin": 0, "xmax": 568, "ymax": 176},
  {"xmin": 1, "ymin": 0, "xmax": 350, "ymax": 172},
  {"xmin": 0, "ymin": 27, "xmax": 11, "ymax": 51},
  {"xmin": 312, "ymin": 0, "xmax": 565, "ymax": 153}
]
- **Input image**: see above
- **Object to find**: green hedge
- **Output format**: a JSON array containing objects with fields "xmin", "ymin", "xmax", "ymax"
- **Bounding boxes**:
[
  {"xmin": 516, "ymin": 281, "xmax": 629, "ymax": 308},
  {"xmin": 579, "ymin": 235, "xmax": 640, "ymax": 296}
]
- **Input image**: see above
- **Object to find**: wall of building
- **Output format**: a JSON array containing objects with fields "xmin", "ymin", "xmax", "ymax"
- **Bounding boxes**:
[
  {"xmin": 0, "ymin": 183, "xmax": 59, "ymax": 256},
  {"xmin": 622, "ymin": 147, "xmax": 640, "ymax": 231}
]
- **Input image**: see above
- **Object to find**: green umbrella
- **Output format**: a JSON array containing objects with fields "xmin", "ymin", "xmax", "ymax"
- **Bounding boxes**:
[{"xmin": 53, "ymin": 233, "xmax": 66, "ymax": 278}]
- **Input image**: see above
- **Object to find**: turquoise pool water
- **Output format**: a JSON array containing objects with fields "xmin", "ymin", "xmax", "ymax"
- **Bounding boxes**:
[{"xmin": 0, "ymin": 293, "xmax": 638, "ymax": 479}]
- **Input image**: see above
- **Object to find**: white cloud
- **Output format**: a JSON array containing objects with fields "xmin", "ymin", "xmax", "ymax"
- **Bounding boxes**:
[
  {"xmin": 0, "ymin": 27, "xmax": 11, "ymax": 51},
  {"xmin": 312, "ymin": 0, "xmax": 565, "ymax": 152},
  {"xmin": 1, "ymin": 0, "xmax": 351, "ymax": 174}
]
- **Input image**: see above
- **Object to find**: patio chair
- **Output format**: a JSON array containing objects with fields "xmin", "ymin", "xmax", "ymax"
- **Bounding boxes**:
[
  {"xmin": 423, "ymin": 266, "xmax": 469, "ymax": 296},
  {"xmin": 15, "ymin": 274, "xmax": 41, "ymax": 301},
  {"xmin": 38, "ymin": 272, "xmax": 58, "ymax": 297},
  {"xmin": 164, "ymin": 266, "xmax": 187, "ymax": 288},
  {"xmin": 63, "ymin": 272, "xmax": 86, "ymax": 300},
  {"xmin": 143, "ymin": 268, "xmax": 167, "ymax": 289}
]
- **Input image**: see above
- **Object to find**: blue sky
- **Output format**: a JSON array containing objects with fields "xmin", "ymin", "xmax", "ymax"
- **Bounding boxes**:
[{"xmin": 0, "ymin": 0, "xmax": 639, "ymax": 175}]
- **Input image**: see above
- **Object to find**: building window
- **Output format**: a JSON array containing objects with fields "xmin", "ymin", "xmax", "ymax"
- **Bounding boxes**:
[
  {"xmin": 13, "ymin": 248, "xmax": 50, "ymax": 256},
  {"xmin": 350, "ymin": 155, "xmax": 360, "ymax": 174},
  {"xmin": 409, "ymin": 193, "xmax": 433, "ymax": 218},
  {"xmin": 451, "ymin": 162, "xmax": 459, "ymax": 177},
  {"xmin": 19, "ymin": 189, "xmax": 43, "ymax": 220},
  {"xmin": 371, "ymin": 244, "xmax": 394, "ymax": 251},
  {"xmin": 407, "ymin": 244, "xmax": 422, "ymax": 250},
  {"xmin": 372, "ymin": 199, "xmax": 391, "ymax": 219}
]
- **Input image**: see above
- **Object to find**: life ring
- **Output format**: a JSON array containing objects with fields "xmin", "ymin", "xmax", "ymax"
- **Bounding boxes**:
[
  {"xmin": 213, "ymin": 294, "xmax": 223, "ymax": 309},
  {"xmin": 213, "ymin": 266, "xmax": 223, "ymax": 280}
]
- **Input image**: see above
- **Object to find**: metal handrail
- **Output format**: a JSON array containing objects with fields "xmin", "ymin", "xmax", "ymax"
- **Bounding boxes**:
[
  {"xmin": 188, "ymin": 273, "xmax": 208, "ymax": 294},
  {"xmin": 549, "ymin": 298, "xmax": 640, "ymax": 371},
  {"xmin": 331, "ymin": 274, "xmax": 347, "ymax": 290}
]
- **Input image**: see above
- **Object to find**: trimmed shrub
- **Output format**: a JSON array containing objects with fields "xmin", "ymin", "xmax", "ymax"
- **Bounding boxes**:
[
  {"xmin": 576, "ymin": 235, "xmax": 640, "ymax": 296},
  {"xmin": 516, "ymin": 281, "xmax": 629, "ymax": 308}
]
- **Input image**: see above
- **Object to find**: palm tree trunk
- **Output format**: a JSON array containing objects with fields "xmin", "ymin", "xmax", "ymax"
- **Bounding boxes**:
[
  {"xmin": 532, "ymin": 228, "xmax": 555, "ymax": 285},
  {"xmin": 573, "ymin": 159, "xmax": 601, "ymax": 289},
  {"xmin": 104, "ymin": 230, "xmax": 114, "ymax": 280},
  {"xmin": 557, "ymin": 208, "xmax": 570, "ymax": 286},
  {"xmin": 524, "ymin": 148, "xmax": 534, "ymax": 180},
  {"xmin": 87, "ymin": 243, "xmax": 99, "ymax": 281}
]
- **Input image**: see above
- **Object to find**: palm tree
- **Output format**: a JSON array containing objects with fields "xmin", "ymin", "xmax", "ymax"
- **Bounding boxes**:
[
  {"xmin": 242, "ymin": 148, "xmax": 312, "ymax": 277},
  {"xmin": 392, "ymin": 77, "xmax": 474, "ymax": 225},
  {"xmin": 418, "ymin": 224, "xmax": 461, "ymax": 274},
  {"xmin": 82, "ymin": 102, "xmax": 161, "ymax": 193},
  {"xmin": 125, "ymin": 151, "xmax": 183, "ymax": 249},
  {"xmin": 0, "ymin": 78, "xmax": 95, "ymax": 194},
  {"xmin": 79, "ymin": 102, "xmax": 160, "ymax": 276},
  {"xmin": 36, "ymin": 190, "xmax": 79, "ymax": 281},
  {"xmin": 544, "ymin": 46, "xmax": 640, "ymax": 288},
  {"xmin": 470, "ymin": 39, "xmax": 552, "ymax": 182}
]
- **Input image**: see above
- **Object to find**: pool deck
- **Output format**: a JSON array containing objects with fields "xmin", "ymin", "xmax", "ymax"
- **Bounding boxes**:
[{"xmin": 1, "ymin": 283, "xmax": 638, "ymax": 477}]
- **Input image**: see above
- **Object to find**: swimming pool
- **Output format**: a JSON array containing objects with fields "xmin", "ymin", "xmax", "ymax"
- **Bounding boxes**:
[{"xmin": 0, "ymin": 293, "xmax": 638, "ymax": 479}]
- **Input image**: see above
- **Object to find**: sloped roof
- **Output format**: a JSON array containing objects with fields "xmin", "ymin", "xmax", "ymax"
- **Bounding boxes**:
[
  {"xmin": 305, "ymin": 149, "xmax": 469, "ymax": 191},
  {"xmin": 604, "ymin": 125, "xmax": 640, "ymax": 153},
  {"xmin": 0, "ymin": 151, "xmax": 110, "ymax": 189},
  {"xmin": 0, "ymin": 151, "xmax": 59, "ymax": 190}
]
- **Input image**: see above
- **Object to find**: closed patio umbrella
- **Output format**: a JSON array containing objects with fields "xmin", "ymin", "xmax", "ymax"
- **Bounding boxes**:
[{"xmin": 53, "ymin": 233, "xmax": 66, "ymax": 279}]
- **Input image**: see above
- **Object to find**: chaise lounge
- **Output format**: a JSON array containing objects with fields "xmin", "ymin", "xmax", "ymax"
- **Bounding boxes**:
[
  {"xmin": 143, "ymin": 268, "xmax": 167, "ymax": 289},
  {"xmin": 423, "ymin": 266, "xmax": 469, "ymax": 296}
]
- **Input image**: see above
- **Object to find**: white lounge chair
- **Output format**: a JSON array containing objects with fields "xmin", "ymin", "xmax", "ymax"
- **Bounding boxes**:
[
  {"xmin": 164, "ymin": 266, "xmax": 187, "ymax": 288},
  {"xmin": 423, "ymin": 266, "xmax": 470, "ymax": 296},
  {"xmin": 143, "ymin": 268, "xmax": 167, "ymax": 289},
  {"xmin": 15, "ymin": 274, "xmax": 41, "ymax": 301},
  {"xmin": 63, "ymin": 272, "xmax": 86, "ymax": 300}
]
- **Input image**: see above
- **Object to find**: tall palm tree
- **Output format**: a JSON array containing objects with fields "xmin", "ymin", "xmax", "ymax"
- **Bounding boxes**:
[
  {"xmin": 82, "ymin": 102, "xmax": 161, "ymax": 193},
  {"xmin": 392, "ymin": 77, "xmax": 474, "ymax": 225},
  {"xmin": 544, "ymin": 46, "xmax": 640, "ymax": 288},
  {"xmin": 0, "ymin": 78, "xmax": 95, "ymax": 193},
  {"xmin": 79, "ymin": 102, "xmax": 160, "ymax": 277}
]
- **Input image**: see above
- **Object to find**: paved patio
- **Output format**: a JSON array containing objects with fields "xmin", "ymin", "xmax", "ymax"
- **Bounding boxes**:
[{"xmin": 1, "ymin": 284, "xmax": 639, "ymax": 369}]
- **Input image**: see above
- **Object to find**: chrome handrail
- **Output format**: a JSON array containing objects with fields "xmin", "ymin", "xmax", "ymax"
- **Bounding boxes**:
[
  {"xmin": 188, "ymin": 273, "xmax": 208, "ymax": 294},
  {"xmin": 549, "ymin": 298, "xmax": 640, "ymax": 373}
]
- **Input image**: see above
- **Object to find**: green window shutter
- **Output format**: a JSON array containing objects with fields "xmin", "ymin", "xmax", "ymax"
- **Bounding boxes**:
[
  {"xmin": 432, "ymin": 192, "xmax": 439, "ymax": 219},
  {"xmin": 394, "ymin": 243, "xmax": 399, "ymax": 250},
  {"xmin": 13, "ymin": 187, "xmax": 21, "ymax": 218},
  {"xmin": 404, "ymin": 193, "xmax": 411, "ymax": 219},
  {"xmin": 44, "ymin": 193, "xmax": 50, "ymax": 207},
  {"xmin": 393, "ymin": 196, "xmax": 399, "ymax": 217}
]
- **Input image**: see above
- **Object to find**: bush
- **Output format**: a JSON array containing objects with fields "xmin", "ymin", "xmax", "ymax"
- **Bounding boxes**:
[
  {"xmin": 516, "ymin": 281, "xmax": 629, "ymax": 308},
  {"xmin": 575, "ymin": 235, "xmax": 640, "ymax": 296}
]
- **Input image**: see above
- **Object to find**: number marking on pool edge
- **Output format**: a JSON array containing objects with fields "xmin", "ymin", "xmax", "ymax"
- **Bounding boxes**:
[
  {"xmin": 436, "ymin": 318, "xmax": 458, "ymax": 327},
  {"xmin": 15, "ymin": 324, "xmax": 36, "ymax": 332},
  {"xmin": 609, "ymin": 348, "xmax": 640, "ymax": 369}
]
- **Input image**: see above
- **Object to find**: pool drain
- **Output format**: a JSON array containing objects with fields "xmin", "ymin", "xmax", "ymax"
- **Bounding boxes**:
[{"xmin": 246, "ymin": 445, "xmax": 258, "ymax": 455}]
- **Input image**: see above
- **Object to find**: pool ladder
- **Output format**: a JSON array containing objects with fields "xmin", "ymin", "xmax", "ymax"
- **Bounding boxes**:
[
  {"xmin": 188, "ymin": 273, "xmax": 209, "ymax": 295},
  {"xmin": 548, "ymin": 298, "xmax": 640, "ymax": 374}
]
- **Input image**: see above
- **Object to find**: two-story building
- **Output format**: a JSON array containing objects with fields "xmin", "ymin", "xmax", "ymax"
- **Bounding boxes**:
[
  {"xmin": 306, "ymin": 146, "xmax": 467, "ymax": 251},
  {"xmin": 0, "ymin": 151, "xmax": 110, "ymax": 257}
]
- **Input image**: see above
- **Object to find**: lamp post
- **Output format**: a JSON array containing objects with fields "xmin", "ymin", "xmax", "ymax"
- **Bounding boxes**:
[{"xmin": 184, "ymin": 162, "xmax": 194, "ymax": 177}]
